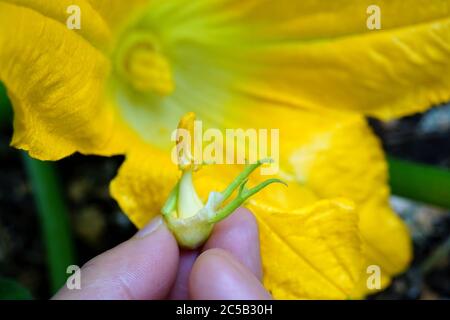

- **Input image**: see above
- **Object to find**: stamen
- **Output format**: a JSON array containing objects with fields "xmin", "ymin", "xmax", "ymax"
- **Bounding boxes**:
[
  {"xmin": 115, "ymin": 31, "xmax": 174, "ymax": 96},
  {"xmin": 175, "ymin": 112, "xmax": 204, "ymax": 172}
]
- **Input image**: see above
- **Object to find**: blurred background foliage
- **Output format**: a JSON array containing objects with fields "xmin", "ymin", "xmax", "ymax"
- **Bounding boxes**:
[{"xmin": 0, "ymin": 81, "xmax": 449, "ymax": 299}]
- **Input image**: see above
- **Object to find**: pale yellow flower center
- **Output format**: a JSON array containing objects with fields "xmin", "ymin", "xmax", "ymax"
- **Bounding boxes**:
[{"xmin": 115, "ymin": 32, "xmax": 174, "ymax": 96}]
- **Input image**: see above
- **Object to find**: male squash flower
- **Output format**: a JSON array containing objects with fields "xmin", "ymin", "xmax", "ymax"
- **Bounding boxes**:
[
  {"xmin": 0, "ymin": 0, "xmax": 449, "ymax": 299},
  {"xmin": 163, "ymin": 111, "xmax": 287, "ymax": 249}
]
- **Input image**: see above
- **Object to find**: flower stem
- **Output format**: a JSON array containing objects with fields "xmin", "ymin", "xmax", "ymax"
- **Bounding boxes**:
[
  {"xmin": 209, "ymin": 160, "xmax": 286, "ymax": 223},
  {"xmin": 22, "ymin": 154, "xmax": 76, "ymax": 294},
  {"xmin": 388, "ymin": 156, "xmax": 450, "ymax": 209},
  {"xmin": 211, "ymin": 178, "xmax": 285, "ymax": 223},
  {"xmin": 0, "ymin": 82, "xmax": 12, "ymax": 125},
  {"xmin": 220, "ymin": 159, "xmax": 272, "ymax": 200}
]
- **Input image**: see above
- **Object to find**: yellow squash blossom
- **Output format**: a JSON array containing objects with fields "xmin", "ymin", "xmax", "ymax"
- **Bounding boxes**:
[{"xmin": 0, "ymin": 0, "xmax": 449, "ymax": 299}]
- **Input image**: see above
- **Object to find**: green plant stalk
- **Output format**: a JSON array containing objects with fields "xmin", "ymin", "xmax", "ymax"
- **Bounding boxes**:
[
  {"xmin": 22, "ymin": 154, "xmax": 76, "ymax": 294},
  {"xmin": 211, "ymin": 178, "xmax": 285, "ymax": 223},
  {"xmin": 0, "ymin": 82, "xmax": 12, "ymax": 125},
  {"xmin": 388, "ymin": 156, "xmax": 450, "ymax": 209}
]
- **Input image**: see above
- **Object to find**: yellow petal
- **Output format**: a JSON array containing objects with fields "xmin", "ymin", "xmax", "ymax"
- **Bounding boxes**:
[
  {"xmin": 279, "ymin": 110, "xmax": 412, "ymax": 295},
  {"xmin": 296, "ymin": 114, "xmax": 412, "ymax": 278},
  {"xmin": 250, "ymin": 198, "xmax": 363, "ymax": 299},
  {"xmin": 2, "ymin": 0, "xmax": 112, "ymax": 48},
  {"xmin": 110, "ymin": 144, "xmax": 179, "ymax": 228},
  {"xmin": 87, "ymin": 0, "xmax": 149, "ymax": 36},
  {"xmin": 355, "ymin": 197, "xmax": 412, "ymax": 296},
  {"xmin": 136, "ymin": 0, "xmax": 450, "ymax": 121},
  {"xmin": 227, "ymin": 0, "xmax": 450, "ymax": 120},
  {"xmin": 351, "ymin": 264, "xmax": 392, "ymax": 298},
  {"xmin": 112, "ymin": 0, "xmax": 450, "ymax": 152},
  {"xmin": 236, "ymin": 16, "xmax": 450, "ymax": 120},
  {"xmin": 0, "ymin": 2, "xmax": 132, "ymax": 160},
  {"xmin": 215, "ymin": 104, "xmax": 412, "ymax": 294}
]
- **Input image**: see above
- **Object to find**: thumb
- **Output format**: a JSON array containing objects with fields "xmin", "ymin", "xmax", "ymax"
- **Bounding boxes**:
[
  {"xmin": 189, "ymin": 248, "xmax": 272, "ymax": 300},
  {"xmin": 53, "ymin": 216, "xmax": 179, "ymax": 300}
]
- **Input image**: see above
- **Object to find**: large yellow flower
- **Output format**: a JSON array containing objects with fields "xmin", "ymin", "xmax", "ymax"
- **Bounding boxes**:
[{"xmin": 1, "ymin": 0, "xmax": 449, "ymax": 299}]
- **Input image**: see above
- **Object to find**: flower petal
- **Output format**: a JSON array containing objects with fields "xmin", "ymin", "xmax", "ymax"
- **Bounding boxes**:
[
  {"xmin": 295, "ymin": 114, "xmax": 412, "ymax": 279},
  {"xmin": 87, "ymin": 0, "xmax": 149, "ymax": 35},
  {"xmin": 236, "ymin": 17, "xmax": 450, "ymax": 120},
  {"xmin": 232, "ymin": 0, "xmax": 450, "ymax": 119},
  {"xmin": 213, "ymin": 103, "xmax": 412, "ymax": 294},
  {"xmin": 110, "ymin": 145, "xmax": 179, "ymax": 228},
  {"xmin": 0, "ymin": 2, "xmax": 127, "ymax": 159},
  {"xmin": 250, "ymin": 198, "xmax": 363, "ymax": 299},
  {"xmin": 2, "ymin": 0, "xmax": 112, "ymax": 48},
  {"xmin": 143, "ymin": 0, "xmax": 450, "ymax": 120}
]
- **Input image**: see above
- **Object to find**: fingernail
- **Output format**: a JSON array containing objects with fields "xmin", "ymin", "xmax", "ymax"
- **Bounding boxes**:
[{"xmin": 135, "ymin": 216, "xmax": 163, "ymax": 238}]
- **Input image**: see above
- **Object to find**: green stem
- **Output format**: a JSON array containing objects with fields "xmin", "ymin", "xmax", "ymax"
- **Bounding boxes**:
[
  {"xmin": 388, "ymin": 156, "xmax": 450, "ymax": 209},
  {"xmin": 0, "ymin": 82, "xmax": 12, "ymax": 125},
  {"xmin": 220, "ymin": 159, "xmax": 272, "ymax": 200},
  {"xmin": 211, "ymin": 177, "xmax": 285, "ymax": 223},
  {"xmin": 22, "ymin": 154, "xmax": 76, "ymax": 294}
]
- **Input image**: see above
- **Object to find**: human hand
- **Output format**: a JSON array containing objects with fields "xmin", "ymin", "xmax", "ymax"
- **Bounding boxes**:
[{"xmin": 53, "ymin": 208, "xmax": 271, "ymax": 300}]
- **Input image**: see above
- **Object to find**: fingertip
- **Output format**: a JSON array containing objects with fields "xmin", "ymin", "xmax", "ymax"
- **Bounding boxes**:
[
  {"xmin": 168, "ymin": 250, "xmax": 199, "ymax": 300},
  {"xmin": 204, "ymin": 208, "xmax": 262, "ymax": 279},
  {"xmin": 54, "ymin": 216, "xmax": 180, "ymax": 300},
  {"xmin": 189, "ymin": 248, "xmax": 271, "ymax": 300}
]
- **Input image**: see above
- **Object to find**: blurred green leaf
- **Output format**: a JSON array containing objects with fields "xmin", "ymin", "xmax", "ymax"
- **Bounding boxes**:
[
  {"xmin": 388, "ymin": 156, "xmax": 450, "ymax": 209},
  {"xmin": 0, "ymin": 82, "xmax": 12, "ymax": 125},
  {"xmin": 0, "ymin": 277, "xmax": 33, "ymax": 300}
]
